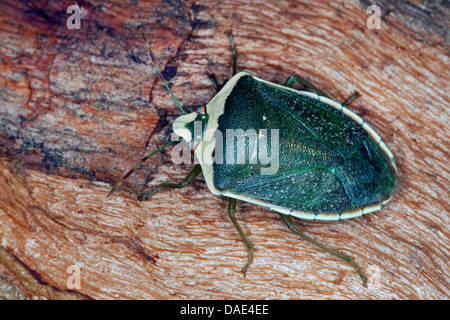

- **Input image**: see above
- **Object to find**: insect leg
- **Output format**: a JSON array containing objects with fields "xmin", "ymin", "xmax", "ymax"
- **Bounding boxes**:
[
  {"xmin": 341, "ymin": 91, "xmax": 360, "ymax": 107},
  {"xmin": 228, "ymin": 197, "xmax": 254, "ymax": 276},
  {"xmin": 208, "ymin": 74, "xmax": 221, "ymax": 92},
  {"xmin": 228, "ymin": 31, "xmax": 238, "ymax": 76},
  {"xmin": 278, "ymin": 213, "xmax": 368, "ymax": 285},
  {"xmin": 283, "ymin": 75, "xmax": 330, "ymax": 98},
  {"xmin": 107, "ymin": 140, "xmax": 178, "ymax": 198},
  {"xmin": 207, "ymin": 31, "xmax": 238, "ymax": 93},
  {"xmin": 283, "ymin": 75, "xmax": 360, "ymax": 107},
  {"xmin": 138, "ymin": 164, "xmax": 202, "ymax": 200}
]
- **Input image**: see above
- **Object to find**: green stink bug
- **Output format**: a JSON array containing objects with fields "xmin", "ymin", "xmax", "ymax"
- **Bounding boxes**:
[{"xmin": 107, "ymin": 30, "xmax": 398, "ymax": 284}]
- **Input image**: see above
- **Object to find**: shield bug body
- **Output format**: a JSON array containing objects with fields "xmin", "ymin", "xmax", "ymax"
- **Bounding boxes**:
[{"xmin": 108, "ymin": 30, "xmax": 398, "ymax": 284}]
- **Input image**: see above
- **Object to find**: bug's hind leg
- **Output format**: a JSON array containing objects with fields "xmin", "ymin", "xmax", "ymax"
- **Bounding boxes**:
[
  {"xmin": 138, "ymin": 164, "xmax": 202, "ymax": 200},
  {"xmin": 283, "ymin": 74, "xmax": 330, "ymax": 98},
  {"xmin": 278, "ymin": 213, "xmax": 368, "ymax": 285},
  {"xmin": 341, "ymin": 91, "xmax": 360, "ymax": 107},
  {"xmin": 283, "ymin": 75, "xmax": 360, "ymax": 106},
  {"xmin": 228, "ymin": 198, "xmax": 254, "ymax": 276}
]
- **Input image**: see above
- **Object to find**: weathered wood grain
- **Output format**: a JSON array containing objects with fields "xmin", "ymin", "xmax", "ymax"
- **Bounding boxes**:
[{"xmin": 0, "ymin": 0, "xmax": 448, "ymax": 299}]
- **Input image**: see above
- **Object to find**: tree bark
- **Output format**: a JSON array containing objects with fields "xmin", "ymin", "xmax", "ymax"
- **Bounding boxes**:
[{"xmin": 0, "ymin": 0, "xmax": 448, "ymax": 299}]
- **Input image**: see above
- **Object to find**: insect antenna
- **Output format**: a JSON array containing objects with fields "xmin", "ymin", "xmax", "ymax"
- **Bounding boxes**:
[
  {"xmin": 107, "ymin": 140, "xmax": 178, "ymax": 198},
  {"xmin": 108, "ymin": 31, "xmax": 189, "ymax": 198},
  {"xmin": 139, "ymin": 29, "xmax": 187, "ymax": 114}
]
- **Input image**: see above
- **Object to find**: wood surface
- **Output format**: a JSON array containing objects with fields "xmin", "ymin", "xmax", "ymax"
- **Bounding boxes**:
[{"xmin": 0, "ymin": 0, "xmax": 448, "ymax": 300}]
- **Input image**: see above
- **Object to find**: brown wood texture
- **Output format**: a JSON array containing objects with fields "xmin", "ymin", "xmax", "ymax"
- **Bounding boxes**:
[{"xmin": 0, "ymin": 0, "xmax": 448, "ymax": 300}]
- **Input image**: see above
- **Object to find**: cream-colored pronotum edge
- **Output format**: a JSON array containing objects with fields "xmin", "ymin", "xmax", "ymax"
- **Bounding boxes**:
[
  {"xmin": 173, "ymin": 112, "xmax": 198, "ymax": 142},
  {"xmin": 172, "ymin": 72, "xmax": 397, "ymax": 221}
]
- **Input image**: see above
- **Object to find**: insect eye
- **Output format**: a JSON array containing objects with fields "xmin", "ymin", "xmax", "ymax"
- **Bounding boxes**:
[
  {"xmin": 190, "ymin": 140, "xmax": 199, "ymax": 151},
  {"xmin": 195, "ymin": 106, "xmax": 206, "ymax": 114}
]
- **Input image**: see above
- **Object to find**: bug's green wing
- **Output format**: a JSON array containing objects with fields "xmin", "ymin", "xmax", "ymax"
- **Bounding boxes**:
[{"xmin": 212, "ymin": 75, "xmax": 397, "ymax": 216}]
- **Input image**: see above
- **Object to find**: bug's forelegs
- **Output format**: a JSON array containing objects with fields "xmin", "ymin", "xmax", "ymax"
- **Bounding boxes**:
[
  {"xmin": 228, "ymin": 198, "xmax": 254, "ymax": 276},
  {"xmin": 278, "ymin": 213, "xmax": 368, "ymax": 285},
  {"xmin": 138, "ymin": 164, "xmax": 202, "ymax": 200}
]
